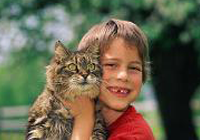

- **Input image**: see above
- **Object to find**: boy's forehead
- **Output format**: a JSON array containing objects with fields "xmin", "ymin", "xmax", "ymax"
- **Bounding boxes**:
[
  {"xmin": 100, "ymin": 38, "xmax": 142, "ymax": 62},
  {"xmin": 104, "ymin": 38, "xmax": 137, "ymax": 51}
]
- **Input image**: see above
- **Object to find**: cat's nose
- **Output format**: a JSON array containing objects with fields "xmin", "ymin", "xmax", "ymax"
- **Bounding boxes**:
[
  {"xmin": 81, "ymin": 74, "xmax": 88, "ymax": 85},
  {"xmin": 82, "ymin": 74, "xmax": 88, "ymax": 80}
]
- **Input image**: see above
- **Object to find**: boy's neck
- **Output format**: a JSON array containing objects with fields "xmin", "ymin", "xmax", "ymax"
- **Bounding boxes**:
[{"xmin": 101, "ymin": 106, "xmax": 125, "ymax": 126}]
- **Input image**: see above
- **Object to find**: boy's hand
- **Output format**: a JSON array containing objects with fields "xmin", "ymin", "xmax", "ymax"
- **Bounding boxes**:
[{"xmin": 64, "ymin": 96, "xmax": 95, "ymax": 118}]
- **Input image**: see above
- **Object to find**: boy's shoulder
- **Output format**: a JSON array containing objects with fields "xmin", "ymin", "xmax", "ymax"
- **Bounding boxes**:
[{"xmin": 108, "ymin": 106, "xmax": 155, "ymax": 140}]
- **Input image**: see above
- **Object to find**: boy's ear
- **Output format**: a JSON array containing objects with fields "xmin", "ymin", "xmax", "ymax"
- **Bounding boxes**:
[{"xmin": 54, "ymin": 40, "xmax": 71, "ymax": 63}]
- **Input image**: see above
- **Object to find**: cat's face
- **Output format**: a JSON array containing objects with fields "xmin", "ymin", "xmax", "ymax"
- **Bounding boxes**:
[{"xmin": 46, "ymin": 41, "xmax": 101, "ymax": 99}]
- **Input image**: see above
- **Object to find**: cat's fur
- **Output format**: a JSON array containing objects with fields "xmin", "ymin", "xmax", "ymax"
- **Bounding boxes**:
[{"xmin": 26, "ymin": 41, "xmax": 107, "ymax": 140}]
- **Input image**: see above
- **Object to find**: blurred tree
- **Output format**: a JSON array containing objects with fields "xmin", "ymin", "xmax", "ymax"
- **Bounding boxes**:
[
  {"xmin": 0, "ymin": 0, "xmax": 74, "ymax": 105},
  {"xmin": 0, "ymin": 0, "xmax": 200, "ymax": 139}
]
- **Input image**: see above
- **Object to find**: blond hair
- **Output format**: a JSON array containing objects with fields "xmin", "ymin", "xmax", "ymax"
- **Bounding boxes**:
[{"xmin": 78, "ymin": 19, "xmax": 150, "ymax": 82}]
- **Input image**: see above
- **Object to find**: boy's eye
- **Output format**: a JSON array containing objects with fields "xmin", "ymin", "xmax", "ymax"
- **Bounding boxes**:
[
  {"xmin": 68, "ymin": 63, "xmax": 77, "ymax": 71},
  {"xmin": 129, "ymin": 66, "xmax": 142, "ymax": 72},
  {"xmin": 103, "ymin": 63, "xmax": 117, "ymax": 68},
  {"xmin": 87, "ymin": 63, "xmax": 95, "ymax": 71}
]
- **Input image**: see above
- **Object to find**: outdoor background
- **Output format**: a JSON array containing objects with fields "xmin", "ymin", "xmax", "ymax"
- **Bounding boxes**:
[{"xmin": 0, "ymin": 0, "xmax": 200, "ymax": 140}]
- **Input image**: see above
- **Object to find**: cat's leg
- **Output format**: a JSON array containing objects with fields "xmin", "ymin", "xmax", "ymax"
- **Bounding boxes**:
[
  {"xmin": 60, "ymin": 117, "xmax": 74, "ymax": 140},
  {"xmin": 26, "ymin": 116, "xmax": 48, "ymax": 140},
  {"xmin": 26, "ymin": 115, "xmax": 73, "ymax": 140},
  {"xmin": 91, "ymin": 111, "xmax": 108, "ymax": 140}
]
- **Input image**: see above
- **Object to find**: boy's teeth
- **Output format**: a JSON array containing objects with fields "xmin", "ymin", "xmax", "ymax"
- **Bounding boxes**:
[
  {"xmin": 113, "ymin": 88, "xmax": 118, "ymax": 92},
  {"xmin": 109, "ymin": 87, "xmax": 129, "ymax": 94},
  {"xmin": 119, "ymin": 89, "xmax": 128, "ymax": 94},
  {"xmin": 120, "ymin": 89, "xmax": 126, "ymax": 94}
]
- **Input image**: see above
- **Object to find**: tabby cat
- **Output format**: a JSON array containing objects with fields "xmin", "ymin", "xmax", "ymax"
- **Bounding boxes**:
[{"xmin": 26, "ymin": 41, "xmax": 107, "ymax": 140}]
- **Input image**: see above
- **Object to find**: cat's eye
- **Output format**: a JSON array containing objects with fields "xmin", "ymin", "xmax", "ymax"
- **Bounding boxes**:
[
  {"xmin": 87, "ymin": 63, "xmax": 95, "ymax": 71},
  {"xmin": 68, "ymin": 63, "xmax": 77, "ymax": 71}
]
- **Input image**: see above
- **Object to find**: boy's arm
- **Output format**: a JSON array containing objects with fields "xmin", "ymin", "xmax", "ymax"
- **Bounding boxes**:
[
  {"xmin": 64, "ymin": 96, "xmax": 95, "ymax": 140},
  {"xmin": 71, "ymin": 111, "xmax": 94, "ymax": 140}
]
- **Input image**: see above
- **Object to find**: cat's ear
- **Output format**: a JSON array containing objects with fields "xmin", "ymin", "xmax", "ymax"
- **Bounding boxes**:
[
  {"xmin": 85, "ymin": 44, "xmax": 100, "ymax": 57},
  {"xmin": 54, "ymin": 40, "xmax": 71, "ymax": 63}
]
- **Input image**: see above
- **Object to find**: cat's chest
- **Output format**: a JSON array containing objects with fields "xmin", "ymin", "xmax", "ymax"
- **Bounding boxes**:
[{"xmin": 49, "ymin": 98, "xmax": 72, "ymax": 120}]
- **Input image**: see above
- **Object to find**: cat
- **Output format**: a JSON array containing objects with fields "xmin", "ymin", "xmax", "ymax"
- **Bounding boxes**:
[{"xmin": 26, "ymin": 41, "xmax": 107, "ymax": 140}]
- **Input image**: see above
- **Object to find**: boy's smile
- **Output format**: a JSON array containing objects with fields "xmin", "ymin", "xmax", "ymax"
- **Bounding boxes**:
[{"xmin": 107, "ymin": 86, "xmax": 131, "ymax": 97}]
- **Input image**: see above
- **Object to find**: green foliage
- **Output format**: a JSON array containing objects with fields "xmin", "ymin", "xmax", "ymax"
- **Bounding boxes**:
[
  {"xmin": 0, "ymin": 0, "xmax": 200, "ymax": 105},
  {"xmin": 0, "ymin": 47, "xmax": 50, "ymax": 106}
]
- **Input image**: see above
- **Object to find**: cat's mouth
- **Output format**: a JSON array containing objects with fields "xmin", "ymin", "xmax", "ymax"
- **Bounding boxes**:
[
  {"xmin": 80, "ymin": 81, "xmax": 88, "ymax": 86},
  {"xmin": 79, "ymin": 84, "xmax": 92, "ymax": 91},
  {"xmin": 78, "ymin": 83, "xmax": 98, "ymax": 92}
]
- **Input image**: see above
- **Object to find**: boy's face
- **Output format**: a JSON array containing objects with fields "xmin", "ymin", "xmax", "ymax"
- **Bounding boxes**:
[{"xmin": 99, "ymin": 37, "xmax": 143, "ymax": 111}]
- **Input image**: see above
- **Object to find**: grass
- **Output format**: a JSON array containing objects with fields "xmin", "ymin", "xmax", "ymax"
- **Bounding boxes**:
[{"xmin": 0, "ymin": 132, "xmax": 25, "ymax": 140}]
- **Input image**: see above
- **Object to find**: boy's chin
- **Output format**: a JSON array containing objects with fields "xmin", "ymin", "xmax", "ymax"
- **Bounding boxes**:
[{"xmin": 107, "ymin": 102, "xmax": 130, "ymax": 112}]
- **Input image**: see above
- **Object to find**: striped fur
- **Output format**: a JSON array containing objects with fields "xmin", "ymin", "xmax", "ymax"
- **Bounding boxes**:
[{"xmin": 26, "ymin": 41, "xmax": 107, "ymax": 140}]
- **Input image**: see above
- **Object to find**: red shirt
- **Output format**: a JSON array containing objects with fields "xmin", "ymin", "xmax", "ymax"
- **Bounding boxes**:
[{"xmin": 108, "ymin": 106, "xmax": 155, "ymax": 140}]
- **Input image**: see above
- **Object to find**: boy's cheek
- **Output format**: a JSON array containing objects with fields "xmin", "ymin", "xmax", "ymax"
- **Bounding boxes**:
[
  {"xmin": 102, "ymin": 73, "xmax": 112, "ymax": 81},
  {"xmin": 102, "ymin": 69, "xmax": 113, "ymax": 79}
]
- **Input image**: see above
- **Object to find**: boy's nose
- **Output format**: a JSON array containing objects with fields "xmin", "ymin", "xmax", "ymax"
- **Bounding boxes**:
[{"xmin": 116, "ymin": 69, "xmax": 128, "ymax": 82}]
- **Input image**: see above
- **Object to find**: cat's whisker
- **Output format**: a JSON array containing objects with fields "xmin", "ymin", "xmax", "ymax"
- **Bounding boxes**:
[
  {"xmin": 70, "ymin": 80, "xmax": 81, "ymax": 84},
  {"xmin": 96, "ymin": 79, "xmax": 102, "ymax": 84},
  {"xmin": 54, "ymin": 81, "xmax": 69, "ymax": 85},
  {"xmin": 99, "ymin": 82, "xmax": 110, "ymax": 93},
  {"xmin": 59, "ymin": 88, "xmax": 71, "ymax": 95},
  {"xmin": 92, "ymin": 79, "xmax": 110, "ymax": 94},
  {"xmin": 99, "ymin": 80, "xmax": 109, "ymax": 86},
  {"xmin": 55, "ymin": 80, "xmax": 69, "ymax": 83},
  {"xmin": 100, "ymin": 86, "xmax": 109, "ymax": 94}
]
